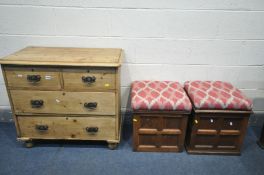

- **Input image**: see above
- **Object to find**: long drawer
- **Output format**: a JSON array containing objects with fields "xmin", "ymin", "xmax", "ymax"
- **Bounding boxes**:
[
  {"xmin": 11, "ymin": 90, "xmax": 116, "ymax": 115},
  {"xmin": 63, "ymin": 68, "xmax": 116, "ymax": 90},
  {"xmin": 5, "ymin": 67, "xmax": 61, "ymax": 90},
  {"xmin": 17, "ymin": 116, "xmax": 116, "ymax": 140}
]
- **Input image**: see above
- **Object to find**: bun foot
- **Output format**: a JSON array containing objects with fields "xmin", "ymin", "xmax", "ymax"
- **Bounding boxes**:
[
  {"xmin": 108, "ymin": 142, "xmax": 118, "ymax": 150},
  {"xmin": 24, "ymin": 140, "xmax": 34, "ymax": 148}
]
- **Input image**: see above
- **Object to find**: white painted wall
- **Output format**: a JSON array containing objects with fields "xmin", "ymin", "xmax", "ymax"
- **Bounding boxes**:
[{"xmin": 0, "ymin": 1, "xmax": 263, "ymax": 112}]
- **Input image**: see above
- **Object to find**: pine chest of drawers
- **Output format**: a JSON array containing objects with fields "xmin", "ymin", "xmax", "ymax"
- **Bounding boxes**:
[{"xmin": 0, "ymin": 47, "xmax": 122, "ymax": 149}]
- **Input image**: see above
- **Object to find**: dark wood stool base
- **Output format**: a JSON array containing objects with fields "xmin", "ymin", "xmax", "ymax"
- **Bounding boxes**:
[
  {"xmin": 257, "ymin": 141, "xmax": 264, "ymax": 149},
  {"xmin": 185, "ymin": 109, "xmax": 251, "ymax": 155},
  {"xmin": 133, "ymin": 111, "xmax": 190, "ymax": 152},
  {"xmin": 257, "ymin": 124, "xmax": 264, "ymax": 149}
]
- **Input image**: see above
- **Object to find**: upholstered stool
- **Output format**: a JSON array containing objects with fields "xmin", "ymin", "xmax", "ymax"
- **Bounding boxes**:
[
  {"xmin": 131, "ymin": 81, "xmax": 192, "ymax": 152},
  {"xmin": 184, "ymin": 81, "xmax": 253, "ymax": 155}
]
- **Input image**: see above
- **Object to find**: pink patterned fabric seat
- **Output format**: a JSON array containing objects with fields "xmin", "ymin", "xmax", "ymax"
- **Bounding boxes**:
[
  {"xmin": 184, "ymin": 81, "xmax": 253, "ymax": 110},
  {"xmin": 131, "ymin": 81, "xmax": 192, "ymax": 111}
]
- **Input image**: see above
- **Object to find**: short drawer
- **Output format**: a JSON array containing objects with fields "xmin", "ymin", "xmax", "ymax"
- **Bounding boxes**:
[
  {"xmin": 63, "ymin": 68, "xmax": 116, "ymax": 90},
  {"xmin": 195, "ymin": 115, "xmax": 219, "ymax": 130},
  {"xmin": 17, "ymin": 116, "xmax": 116, "ymax": 140},
  {"xmin": 11, "ymin": 90, "xmax": 116, "ymax": 115},
  {"xmin": 4, "ymin": 67, "xmax": 61, "ymax": 90},
  {"xmin": 194, "ymin": 115, "xmax": 219, "ymax": 135},
  {"xmin": 222, "ymin": 118, "xmax": 242, "ymax": 131}
]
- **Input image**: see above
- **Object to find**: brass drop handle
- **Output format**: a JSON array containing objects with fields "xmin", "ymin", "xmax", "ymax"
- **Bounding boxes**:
[
  {"xmin": 84, "ymin": 102, "xmax": 97, "ymax": 109},
  {"xmin": 31, "ymin": 100, "xmax": 44, "ymax": 108},
  {"xmin": 82, "ymin": 76, "xmax": 96, "ymax": 84},
  {"xmin": 210, "ymin": 119, "xmax": 214, "ymax": 123},
  {"xmin": 230, "ymin": 122, "xmax": 233, "ymax": 126},
  {"xmin": 27, "ymin": 75, "xmax": 41, "ymax": 83},
  {"xmin": 35, "ymin": 124, "xmax": 48, "ymax": 131},
  {"xmin": 86, "ymin": 127, "xmax": 99, "ymax": 133}
]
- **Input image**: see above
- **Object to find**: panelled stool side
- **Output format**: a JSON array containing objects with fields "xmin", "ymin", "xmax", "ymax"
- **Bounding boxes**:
[
  {"xmin": 131, "ymin": 81, "xmax": 192, "ymax": 152},
  {"xmin": 184, "ymin": 81, "xmax": 253, "ymax": 155}
]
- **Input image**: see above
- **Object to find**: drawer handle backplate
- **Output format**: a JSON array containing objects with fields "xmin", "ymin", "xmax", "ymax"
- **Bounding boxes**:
[
  {"xmin": 31, "ymin": 100, "xmax": 44, "ymax": 108},
  {"xmin": 35, "ymin": 124, "xmax": 48, "ymax": 131},
  {"xmin": 86, "ymin": 127, "xmax": 99, "ymax": 133},
  {"xmin": 27, "ymin": 75, "xmax": 41, "ymax": 83},
  {"xmin": 82, "ymin": 76, "xmax": 96, "ymax": 84},
  {"xmin": 84, "ymin": 102, "xmax": 97, "ymax": 109}
]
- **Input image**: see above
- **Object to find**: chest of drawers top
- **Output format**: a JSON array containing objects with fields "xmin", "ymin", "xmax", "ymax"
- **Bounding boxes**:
[{"xmin": 0, "ymin": 47, "xmax": 122, "ymax": 67}]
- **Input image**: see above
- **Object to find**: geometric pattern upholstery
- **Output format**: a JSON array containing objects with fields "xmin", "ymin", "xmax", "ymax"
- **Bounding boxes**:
[
  {"xmin": 184, "ymin": 81, "xmax": 253, "ymax": 110},
  {"xmin": 131, "ymin": 81, "xmax": 192, "ymax": 111}
]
